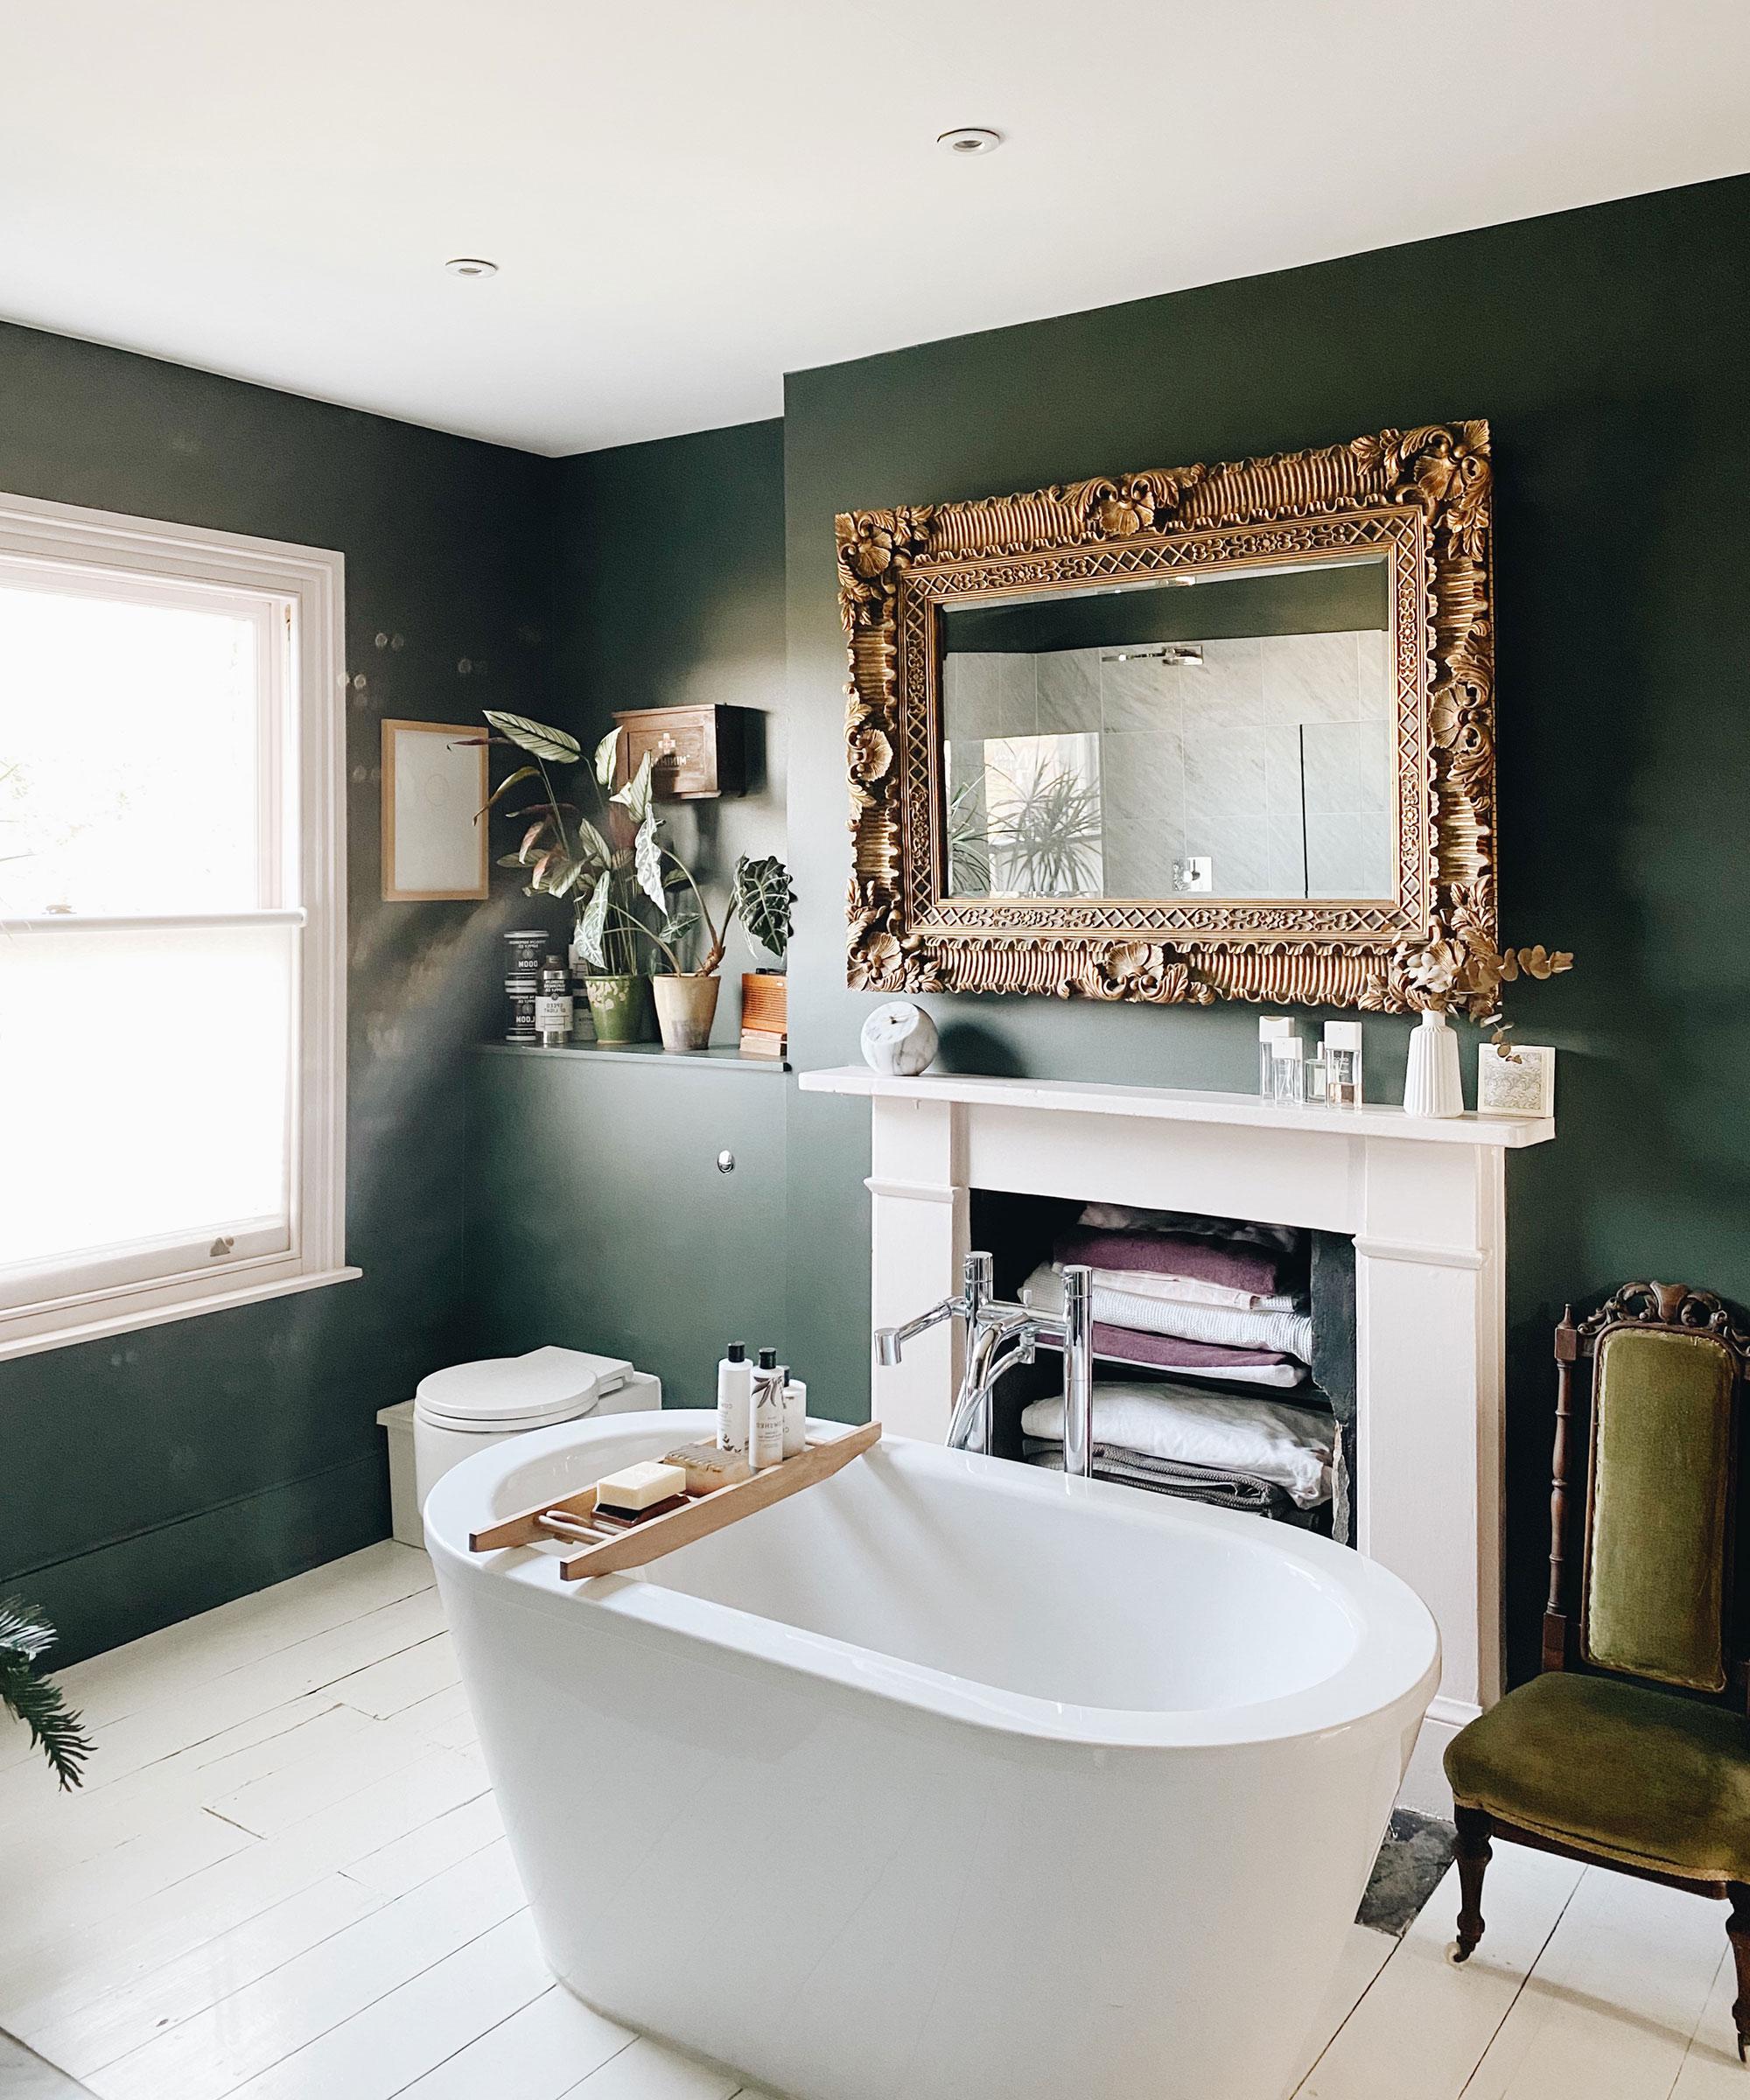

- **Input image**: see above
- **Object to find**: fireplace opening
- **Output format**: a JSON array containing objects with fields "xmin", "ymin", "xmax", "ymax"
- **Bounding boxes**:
[{"xmin": 968, "ymin": 1188, "xmax": 1357, "ymax": 1545}]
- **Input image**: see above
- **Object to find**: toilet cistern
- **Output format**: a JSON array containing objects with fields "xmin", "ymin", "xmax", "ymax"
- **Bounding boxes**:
[{"xmin": 875, "ymin": 1252, "xmax": 1096, "ymax": 1475}]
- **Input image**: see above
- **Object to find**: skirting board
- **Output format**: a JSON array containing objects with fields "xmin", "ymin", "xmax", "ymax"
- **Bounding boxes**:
[
  {"xmin": 1399, "ymin": 1710, "xmax": 1460, "ymax": 1818},
  {"xmin": 4, "ymin": 1452, "xmax": 388, "ymax": 1666}
]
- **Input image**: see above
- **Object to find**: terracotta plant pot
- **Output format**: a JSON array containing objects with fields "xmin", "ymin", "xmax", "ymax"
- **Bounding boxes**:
[
  {"xmin": 583, "ymin": 974, "xmax": 649, "ymax": 1046},
  {"xmin": 652, "ymin": 972, "xmax": 720, "ymax": 1052}
]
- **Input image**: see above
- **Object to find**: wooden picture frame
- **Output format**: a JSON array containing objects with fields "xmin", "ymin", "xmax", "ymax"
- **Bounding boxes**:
[
  {"xmin": 381, "ymin": 718, "xmax": 489, "ymax": 902},
  {"xmin": 838, "ymin": 421, "xmax": 1508, "ymax": 1013}
]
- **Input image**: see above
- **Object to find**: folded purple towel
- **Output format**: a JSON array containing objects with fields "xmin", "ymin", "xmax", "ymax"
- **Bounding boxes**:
[
  {"xmin": 1036, "ymin": 1322, "xmax": 1307, "ymax": 1389},
  {"xmin": 1054, "ymin": 1227, "xmax": 1287, "ymax": 1298}
]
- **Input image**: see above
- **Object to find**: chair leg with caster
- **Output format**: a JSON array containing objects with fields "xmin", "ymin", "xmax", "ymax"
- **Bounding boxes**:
[
  {"xmin": 1452, "ymin": 1806, "xmax": 1493, "ymax": 1963},
  {"xmin": 1726, "ymin": 1882, "xmax": 1750, "ymax": 2062}
]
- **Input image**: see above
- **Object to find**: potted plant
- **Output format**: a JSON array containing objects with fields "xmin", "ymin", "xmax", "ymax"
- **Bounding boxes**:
[
  {"xmin": 2, "ymin": 1597, "xmax": 94, "ymax": 1789},
  {"xmin": 735, "ymin": 855, "xmax": 794, "ymax": 1054},
  {"xmin": 479, "ymin": 712, "xmax": 748, "ymax": 1052},
  {"xmin": 478, "ymin": 711, "xmax": 671, "ymax": 1044}
]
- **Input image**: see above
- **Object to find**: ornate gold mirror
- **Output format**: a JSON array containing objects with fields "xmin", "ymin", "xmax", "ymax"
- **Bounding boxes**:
[{"xmin": 839, "ymin": 422, "xmax": 1500, "ymax": 1012}]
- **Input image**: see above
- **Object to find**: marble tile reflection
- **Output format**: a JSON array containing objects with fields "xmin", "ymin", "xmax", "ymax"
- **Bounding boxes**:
[
  {"xmin": 998, "ymin": 653, "xmax": 1039, "ymax": 736},
  {"xmin": 1184, "ymin": 637, "xmax": 1264, "ymax": 728},
  {"xmin": 1100, "ymin": 730, "xmax": 1186, "ymax": 897},
  {"xmin": 1183, "ymin": 724, "xmax": 1266, "ymax": 823},
  {"xmin": 1180, "ymin": 815, "xmax": 1272, "ymax": 897},
  {"xmin": 1300, "ymin": 719, "xmax": 1362, "ymax": 817},
  {"xmin": 1306, "ymin": 813, "xmax": 1368, "ymax": 898},
  {"xmin": 1356, "ymin": 626, "xmax": 1392, "ymax": 719},
  {"xmin": 942, "ymin": 653, "xmax": 1002, "ymax": 741},
  {"xmin": 1036, "ymin": 648, "xmax": 1102, "ymax": 733},
  {"xmin": 1263, "ymin": 630, "xmax": 1361, "ymax": 726},
  {"xmin": 1100, "ymin": 653, "xmax": 1182, "ymax": 734},
  {"xmin": 1357, "ymin": 718, "xmax": 1392, "ymax": 814}
]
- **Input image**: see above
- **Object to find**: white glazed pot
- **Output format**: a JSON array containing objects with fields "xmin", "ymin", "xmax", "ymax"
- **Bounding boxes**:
[
  {"xmin": 860, "ymin": 1001, "xmax": 938, "ymax": 1076},
  {"xmin": 1403, "ymin": 1009, "xmax": 1464, "ymax": 1117}
]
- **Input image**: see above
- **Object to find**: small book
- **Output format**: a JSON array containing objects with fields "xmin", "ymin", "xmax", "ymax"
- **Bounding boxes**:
[{"xmin": 740, "ymin": 1027, "xmax": 787, "ymax": 1060}]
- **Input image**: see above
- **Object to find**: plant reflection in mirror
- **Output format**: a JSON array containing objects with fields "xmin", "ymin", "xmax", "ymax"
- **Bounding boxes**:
[{"xmin": 981, "ymin": 734, "xmax": 1103, "ymax": 898}]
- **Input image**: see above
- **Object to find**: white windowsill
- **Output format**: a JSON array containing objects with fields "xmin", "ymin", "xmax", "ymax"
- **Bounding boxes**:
[{"xmin": 0, "ymin": 1265, "xmax": 363, "ymax": 1364}]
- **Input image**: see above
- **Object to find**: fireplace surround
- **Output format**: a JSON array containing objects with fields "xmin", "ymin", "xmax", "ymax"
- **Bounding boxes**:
[{"xmin": 799, "ymin": 1063, "xmax": 1557, "ymax": 1812}]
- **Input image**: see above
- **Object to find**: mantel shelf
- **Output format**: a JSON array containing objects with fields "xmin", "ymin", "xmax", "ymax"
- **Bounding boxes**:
[{"xmin": 797, "ymin": 1065, "xmax": 1555, "ymax": 1149}]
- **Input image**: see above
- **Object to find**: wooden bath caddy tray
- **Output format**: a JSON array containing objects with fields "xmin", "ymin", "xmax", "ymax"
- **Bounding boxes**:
[{"xmin": 467, "ymin": 1420, "xmax": 882, "ymax": 1580}]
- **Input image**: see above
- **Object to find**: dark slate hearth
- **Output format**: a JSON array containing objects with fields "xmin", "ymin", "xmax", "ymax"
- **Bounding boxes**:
[{"xmin": 1357, "ymin": 1809, "xmax": 1457, "ymax": 1936}]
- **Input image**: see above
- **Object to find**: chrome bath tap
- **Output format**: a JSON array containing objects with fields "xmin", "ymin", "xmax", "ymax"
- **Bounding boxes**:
[{"xmin": 875, "ymin": 1251, "xmax": 1096, "ymax": 1475}]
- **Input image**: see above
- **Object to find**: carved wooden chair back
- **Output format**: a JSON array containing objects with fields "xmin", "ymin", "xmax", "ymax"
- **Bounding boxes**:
[{"xmin": 1545, "ymin": 1281, "xmax": 1750, "ymax": 1705}]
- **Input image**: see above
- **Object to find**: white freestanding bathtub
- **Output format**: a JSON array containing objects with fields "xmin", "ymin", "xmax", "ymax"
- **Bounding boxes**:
[{"xmin": 425, "ymin": 1410, "xmax": 1439, "ymax": 2100}]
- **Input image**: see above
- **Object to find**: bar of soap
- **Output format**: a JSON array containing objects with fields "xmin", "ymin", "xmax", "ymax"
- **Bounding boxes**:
[
  {"xmin": 593, "ymin": 1460, "xmax": 687, "ymax": 1514},
  {"xmin": 662, "ymin": 1442, "xmax": 752, "ymax": 1495}
]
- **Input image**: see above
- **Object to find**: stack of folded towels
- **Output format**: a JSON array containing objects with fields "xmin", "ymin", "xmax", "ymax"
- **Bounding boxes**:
[
  {"xmin": 1018, "ymin": 1203, "xmax": 1335, "ymax": 1518},
  {"xmin": 1018, "ymin": 1201, "xmax": 1312, "ymax": 1387}
]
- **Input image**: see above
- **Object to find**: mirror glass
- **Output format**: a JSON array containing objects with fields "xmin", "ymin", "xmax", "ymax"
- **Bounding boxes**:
[{"xmin": 940, "ymin": 556, "xmax": 1392, "ymax": 902}]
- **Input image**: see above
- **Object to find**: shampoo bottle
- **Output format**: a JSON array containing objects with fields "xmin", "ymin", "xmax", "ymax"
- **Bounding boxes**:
[
  {"xmin": 780, "ymin": 1371, "xmax": 807, "ymax": 1459},
  {"xmin": 750, "ymin": 1348, "xmax": 785, "ymax": 1467},
  {"xmin": 717, "ymin": 1341, "xmax": 751, "ymax": 1456}
]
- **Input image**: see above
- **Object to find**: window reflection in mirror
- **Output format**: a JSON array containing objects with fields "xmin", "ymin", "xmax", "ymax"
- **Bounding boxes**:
[{"xmin": 940, "ymin": 556, "xmax": 1392, "ymax": 903}]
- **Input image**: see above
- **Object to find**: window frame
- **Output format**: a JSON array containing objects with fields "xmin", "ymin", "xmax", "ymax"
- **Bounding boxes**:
[{"xmin": 0, "ymin": 490, "xmax": 356, "ymax": 1361}]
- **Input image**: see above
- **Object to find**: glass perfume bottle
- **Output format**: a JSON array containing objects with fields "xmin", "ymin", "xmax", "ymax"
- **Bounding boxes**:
[
  {"xmin": 1270, "ymin": 1036, "xmax": 1306, "ymax": 1106},
  {"xmin": 1323, "ymin": 1021, "xmax": 1364, "ymax": 1109},
  {"xmin": 1258, "ymin": 1015, "xmax": 1296, "ymax": 1099}
]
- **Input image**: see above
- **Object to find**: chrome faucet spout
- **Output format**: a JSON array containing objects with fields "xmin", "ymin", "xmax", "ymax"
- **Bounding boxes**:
[{"xmin": 873, "ymin": 1250, "xmax": 1093, "ymax": 1472}]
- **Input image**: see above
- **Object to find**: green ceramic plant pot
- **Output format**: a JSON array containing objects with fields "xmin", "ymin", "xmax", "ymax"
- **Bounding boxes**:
[{"xmin": 583, "ymin": 974, "xmax": 649, "ymax": 1045}]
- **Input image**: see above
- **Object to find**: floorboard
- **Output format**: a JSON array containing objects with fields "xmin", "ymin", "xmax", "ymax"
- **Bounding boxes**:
[{"xmin": 7, "ymin": 1544, "xmax": 1718, "ymax": 2100}]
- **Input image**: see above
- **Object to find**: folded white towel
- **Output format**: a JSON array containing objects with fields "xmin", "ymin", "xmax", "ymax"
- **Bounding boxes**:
[
  {"xmin": 1064, "ymin": 1261, "xmax": 1304, "ymax": 1316},
  {"xmin": 1021, "ymin": 1264, "xmax": 1314, "ymax": 1363},
  {"xmin": 1021, "ymin": 1382, "xmax": 1335, "ymax": 1508}
]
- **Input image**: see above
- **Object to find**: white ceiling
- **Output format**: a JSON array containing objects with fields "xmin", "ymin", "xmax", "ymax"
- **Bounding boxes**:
[{"xmin": 3, "ymin": 2, "xmax": 1747, "ymax": 458}]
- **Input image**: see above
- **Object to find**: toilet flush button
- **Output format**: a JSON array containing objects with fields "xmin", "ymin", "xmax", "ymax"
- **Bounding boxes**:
[{"xmin": 717, "ymin": 1151, "xmax": 735, "ymax": 1173}]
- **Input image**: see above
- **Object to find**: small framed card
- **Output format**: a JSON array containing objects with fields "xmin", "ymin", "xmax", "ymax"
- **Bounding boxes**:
[
  {"xmin": 1477, "ymin": 1042, "xmax": 1555, "ymax": 1118},
  {"xmin": 382, "ymin": 719, "xmax": 489, "ymax": 901}
]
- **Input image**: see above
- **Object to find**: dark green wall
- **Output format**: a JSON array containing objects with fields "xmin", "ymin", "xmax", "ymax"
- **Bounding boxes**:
[
  {"xmin": 780, "ymin": 171, "xmax": 1750, "ymax": 1682},
  {"xmin": 547, "ymin": 422, "xmax": 788, "ymax": 1040},
  {"xmin": 0, "ymin": 321, "xmax": 557, "ymax": 1662},
  {"xmin": 464, "ymin": 1049, "xmax": 787, "ymax": 1406}
]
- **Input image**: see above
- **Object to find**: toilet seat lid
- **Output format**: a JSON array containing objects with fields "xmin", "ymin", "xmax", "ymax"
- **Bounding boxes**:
[{"xmin": 415, "ymin": 1345, "xmax": 629, "ymax": 1429}]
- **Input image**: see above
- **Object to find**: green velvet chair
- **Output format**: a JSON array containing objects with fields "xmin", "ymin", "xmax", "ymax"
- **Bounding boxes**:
[{"xmin": 1445, "ymin": 1280, "xmax": 1750, "ymax": 2057}]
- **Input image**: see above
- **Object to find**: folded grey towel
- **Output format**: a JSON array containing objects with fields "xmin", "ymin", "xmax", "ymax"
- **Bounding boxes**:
[{"xmin": 1023, "ymin": 1441, "xmax": 1292, "ymax": 1518}]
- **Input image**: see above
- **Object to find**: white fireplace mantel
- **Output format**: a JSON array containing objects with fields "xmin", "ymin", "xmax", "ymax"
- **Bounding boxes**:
[{"xmin": 800, "ymin": 1062, "xmax": 1557, "ymax": 1812}]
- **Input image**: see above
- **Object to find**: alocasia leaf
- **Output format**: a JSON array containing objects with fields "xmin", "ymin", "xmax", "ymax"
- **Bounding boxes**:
[
  {"xmin": 577, "ymin": 870, "xmax": 612, "ymax": 970},
  {"xmin": 611, "ymin": 752, "xmax": 654, "ymax": 825},
  {"xmin": 634, "ymin": 813, "xmax": 666, "ymax": 908}
]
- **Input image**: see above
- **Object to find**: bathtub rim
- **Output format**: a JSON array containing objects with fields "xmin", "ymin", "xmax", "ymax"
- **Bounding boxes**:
[{"xmin": 425, "ymin": 1410, "xmax": 1440, "ymax": 1754}]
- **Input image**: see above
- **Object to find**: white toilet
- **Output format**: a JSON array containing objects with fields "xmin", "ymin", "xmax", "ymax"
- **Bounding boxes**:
[{"xmin": 378, "ymin": 1345, "xmax": 661, "ymax": 1550}]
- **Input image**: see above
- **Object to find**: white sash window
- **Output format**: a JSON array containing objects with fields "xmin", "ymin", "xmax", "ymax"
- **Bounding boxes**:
[{"xmin": 0, "ymin": 494, "xmax": 354, "ymax": 1358}]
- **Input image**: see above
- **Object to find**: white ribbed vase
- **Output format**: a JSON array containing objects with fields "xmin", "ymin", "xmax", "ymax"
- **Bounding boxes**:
[{"xmin": 1403, "ymin": 1009, "xmax": 1464, "ymax": 1118}]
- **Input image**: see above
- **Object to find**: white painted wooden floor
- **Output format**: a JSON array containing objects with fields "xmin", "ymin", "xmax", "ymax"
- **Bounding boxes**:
[{"xmin": 2, "ymin": 1543, "xmax": 1742, "ymax": 2100}]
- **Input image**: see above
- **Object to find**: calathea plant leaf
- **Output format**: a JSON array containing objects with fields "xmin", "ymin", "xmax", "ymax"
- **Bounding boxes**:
[
  {"xmin": 634, "ymin": 813, "xmax": 666, "ymax": 908},
  {"xmin": 572, "ymin": 816, "xmax": 612, "ymax": 871},
  {"xmin": 477, "ymin": 765, "xmax": 539, "ymax": 821},
  {"xmin": 518, "ymin": 822, "xmax": 550, "ymax": 865},
  {"xmin": 578, "ymin": 870, "xmax": 612, "ymax": 970},
  {"xmin": 483, "ymin": 711, "xmax": 582, "ymax": 766},
  {"xmin": 594, "ymin": 728, "xmax": 621, "ymax": 788},
  {"xmin": 549, "ymin": 858, "xmax": 587, "ymax": 900}
]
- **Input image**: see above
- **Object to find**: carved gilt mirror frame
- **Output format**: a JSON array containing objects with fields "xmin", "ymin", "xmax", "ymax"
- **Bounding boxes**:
[{"xmin": 838, "ymin": 420, "xmax": 1500, "ymax": 1014}]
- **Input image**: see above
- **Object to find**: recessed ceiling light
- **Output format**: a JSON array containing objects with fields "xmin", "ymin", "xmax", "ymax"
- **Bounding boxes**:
[
  {"xmin": 937, "ymin": 128, "xmax": 1003, "ymax": 157},
  {"xmin": 444, "ymin": 257, "xmax": 498, "ymax": 277}
]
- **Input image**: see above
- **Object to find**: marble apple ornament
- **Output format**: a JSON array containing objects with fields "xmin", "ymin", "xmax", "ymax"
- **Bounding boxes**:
[{"xmin": 860, "ymin": 1002, "xmax": 939, "ymax": 1077}]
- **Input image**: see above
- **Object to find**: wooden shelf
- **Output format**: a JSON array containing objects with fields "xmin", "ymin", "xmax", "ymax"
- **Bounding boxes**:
[{"xmin": 479, "ymin": 1042, "xmax": 790, "ymax": 1077}]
